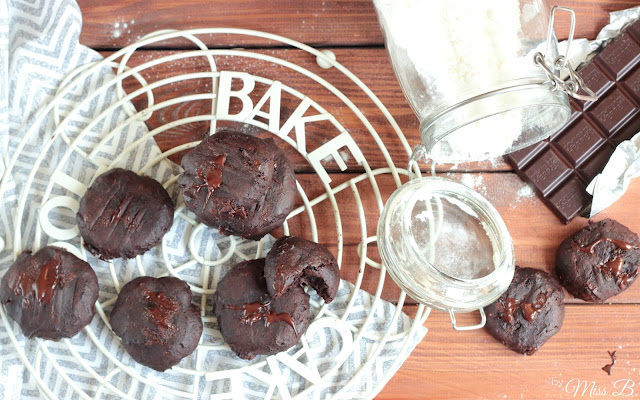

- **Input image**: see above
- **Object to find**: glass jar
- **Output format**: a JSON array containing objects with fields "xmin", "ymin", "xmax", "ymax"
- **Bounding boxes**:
[
  {"xmin": 374, "ymin": 1, "xmax": 596, "ymax": 329},
  {"xmin": 373, "ymin": 0, "xmax": 595, "ymax": 163},
  {"xmin": 377, "ymin": 177, "xmax": 515, "ymax": 329}
]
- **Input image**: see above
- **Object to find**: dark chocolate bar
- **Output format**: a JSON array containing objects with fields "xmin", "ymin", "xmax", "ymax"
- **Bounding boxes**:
[{"xmin": 506, "ymin": 19, "xmax": 640, "ymax": 223}]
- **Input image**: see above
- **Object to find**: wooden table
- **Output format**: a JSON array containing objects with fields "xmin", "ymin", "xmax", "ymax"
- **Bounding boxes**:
[{"xmin": 77, "ymin": 1, "xmax": 640, "ymax": 398}]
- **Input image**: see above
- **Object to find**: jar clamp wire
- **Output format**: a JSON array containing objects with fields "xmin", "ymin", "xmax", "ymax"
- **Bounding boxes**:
[{"xmin": 534, "ymin": 6, "xmax": 598, "ymax": 103}]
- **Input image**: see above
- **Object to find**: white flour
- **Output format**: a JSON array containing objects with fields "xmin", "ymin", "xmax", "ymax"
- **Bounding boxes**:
[
  {"xmin": 460, "ymin": 173, "xmax": 487, "ymax": 196},
  {"xmin": 516, "ymin": 183, "xmax": 536, "ymax": 201},
  {"xmin": 112, "ymin": 20, "xmax": 135, "ymax": 39}
]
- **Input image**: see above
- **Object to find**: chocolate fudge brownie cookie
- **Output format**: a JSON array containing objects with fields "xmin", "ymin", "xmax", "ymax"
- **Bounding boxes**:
[
  {"xmin": 76, "ymin": 168, "xmax": 174, "ymax": 260},
  {"xmin": 110, "ymin": 276, "xmax": 202, "ymax": 371},
  {"xmin": 0, "ymin": 246, "xmax": 99, "ymax": 340},
  {"xmin": 265, "ymin": 236, "xmax": 339, "ymax": 303},
  {"xmin": 178, "ymin": 130, "xmax": 296, "ymax": 240},
  {"xmin": 556, "ymin": 219, "xmax": 640, "ymax": 302},
  {"xmin": 484, "ymin": 267, "xmax": 565, "ymax": 355},
  {"xmin": 213, "ymin": 259, "xmax": 310, "ymax": 360}
]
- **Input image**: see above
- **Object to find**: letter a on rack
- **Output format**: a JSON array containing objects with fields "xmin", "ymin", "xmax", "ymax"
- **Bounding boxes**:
[{"xmin": 278, "ymin": 97, "xmax": 331, "ymax": 155}]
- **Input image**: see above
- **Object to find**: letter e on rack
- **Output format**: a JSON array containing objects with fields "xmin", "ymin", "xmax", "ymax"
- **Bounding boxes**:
[{"xmin": 308, "ymin": 132, "xmax": 365, "ymax": 184}]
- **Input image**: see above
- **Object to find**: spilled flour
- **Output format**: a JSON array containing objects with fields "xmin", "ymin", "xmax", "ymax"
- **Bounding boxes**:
[
  {"xmin": 510, "ymin": 182, "xmax": 538, "ymax": 209},
  {"xmin": 460, "ymin": 173, "xmax": 487, "ymax": 196},
  {"xmin": 516, "ymin": 183, "xmax": 536, "ymax": 201},
  {"xmin": 112, "ymin": 20, "xmax": 135, "ymax": 39}
]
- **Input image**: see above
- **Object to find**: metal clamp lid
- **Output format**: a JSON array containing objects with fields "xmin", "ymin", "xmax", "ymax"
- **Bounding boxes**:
[{"xmin": 534, "ymin": 6, "xmax": 598, "ymax": 102}]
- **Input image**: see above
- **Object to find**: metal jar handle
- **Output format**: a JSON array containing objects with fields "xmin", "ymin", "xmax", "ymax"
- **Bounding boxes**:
[
  {"xmin": 534, "ymin": 6, "xmax": 598, "ymax": 102},
  {"xmin": 449, "ymin": 308, "xmax": 487, "ymax": 331}
]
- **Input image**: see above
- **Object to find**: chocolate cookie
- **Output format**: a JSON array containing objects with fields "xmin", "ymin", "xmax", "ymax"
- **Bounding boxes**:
[
  {"xmin": 213, "ymin": 259, "xmax": 310, "ymax": 360},
  {"xmin": 110, "ymin": 276, "xmax": 203, "ymax": 372},
  {"xmin": 265, "ymin": 236, "xmax": 339, "ymax": 303},
  {"xmin": 484, "ymin": 267, "xmax": 565, "ymax": 355},
  {"xmin": 556, "ymin": 219, "xmax": 640, "ymax": 302},
  {"xmin": 0, "ymin": 246, "xmax": 99, "ymax": 340},
  {"xmin": 76, "ymin": 168, "xmax": 174, "ymax": 260},
  {"xmin": 177, "ymin": 130, "xmax": 296, "ymax": 240}
]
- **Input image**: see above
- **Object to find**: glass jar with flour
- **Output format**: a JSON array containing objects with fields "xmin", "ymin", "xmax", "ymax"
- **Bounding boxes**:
[{"xmin": 374, "ymin": 0, "xmax": 596, "ymax": 329}]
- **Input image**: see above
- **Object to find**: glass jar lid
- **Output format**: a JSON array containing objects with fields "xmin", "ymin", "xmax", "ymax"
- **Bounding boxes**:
[{"xmin": 377, "ymin": 177, "xmax": 515, "ymax": 315}]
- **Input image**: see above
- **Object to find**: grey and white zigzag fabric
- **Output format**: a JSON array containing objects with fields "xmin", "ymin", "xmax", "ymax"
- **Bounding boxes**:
[{"xmin": 0, "ymin": 0, "xmax": 427, "ymax": 399}]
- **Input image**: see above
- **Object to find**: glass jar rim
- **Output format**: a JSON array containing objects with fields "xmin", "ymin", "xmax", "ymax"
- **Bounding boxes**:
[{"xmin": 377, "ymin": 176, "xmax": 516, "ymax": 312}]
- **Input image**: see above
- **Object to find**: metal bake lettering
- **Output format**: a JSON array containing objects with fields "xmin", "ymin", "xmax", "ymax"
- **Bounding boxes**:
[{"xmin": 215, "ymin": 71, "xmax": 364, "ymax": 184}]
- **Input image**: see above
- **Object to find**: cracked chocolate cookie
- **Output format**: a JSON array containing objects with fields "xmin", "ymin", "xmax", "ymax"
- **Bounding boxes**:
[
  {"xmin": 76, "ymin": 168, "xmax": 174, "ymax": 260},
  {"xmin": 177, "ymin": 130, "xmax": 296, "ymax": 240},
  {"xmin": 484, "ymin": 266, "xmax": 565, "ymax": 355},
  {"xmin": 556, "ymin": 218, "xmax": 640, "ymax": 302},
  {"xmin": 264, "ymin": 236, "xmax": 339, "ymax": 303},
  {"xmin": 213, "ymin": 259, "xmax": 310, "ymax": 360},
  {"xmin": 0, "ymin": 246, "xmax": 99, "ymax": 340},
  {"xmin": 110, "ymin": 276, "xmax": 203, "ymax": 371}
]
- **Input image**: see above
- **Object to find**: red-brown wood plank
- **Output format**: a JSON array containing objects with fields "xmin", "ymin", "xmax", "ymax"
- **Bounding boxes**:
[{"xmin": 79, "ymin": 0, "xmax": 640, "ymax": 49}]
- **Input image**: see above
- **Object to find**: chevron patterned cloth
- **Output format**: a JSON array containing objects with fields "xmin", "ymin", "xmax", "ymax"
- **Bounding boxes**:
[{"xmin": 0, "ymin": 0, "xmax": 428, "ymax": 399}]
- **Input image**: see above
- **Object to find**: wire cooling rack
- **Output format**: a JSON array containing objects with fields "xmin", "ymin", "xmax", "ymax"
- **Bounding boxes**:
[{"xmin": 0, "ymin": 29, "xmax": 430, "ymax": 399}]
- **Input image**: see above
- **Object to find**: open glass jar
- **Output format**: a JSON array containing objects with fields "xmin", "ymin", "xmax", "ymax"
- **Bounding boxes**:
[
  {"xmin": 374, "ymin": 1, "xmax": 596, "ymax": 329},
  {"xmin": 378, "ymin": 177, "xmax": 515, "ymax": 330}
]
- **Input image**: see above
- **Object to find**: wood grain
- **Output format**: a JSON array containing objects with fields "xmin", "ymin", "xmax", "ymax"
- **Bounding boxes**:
[
  {"xmin": 378, "ymin": 304, "xmax": 640, "ymax": 399},
  {"xmin": 78, "ymin": 0, "xmax": 639, "ymax": 49}
]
